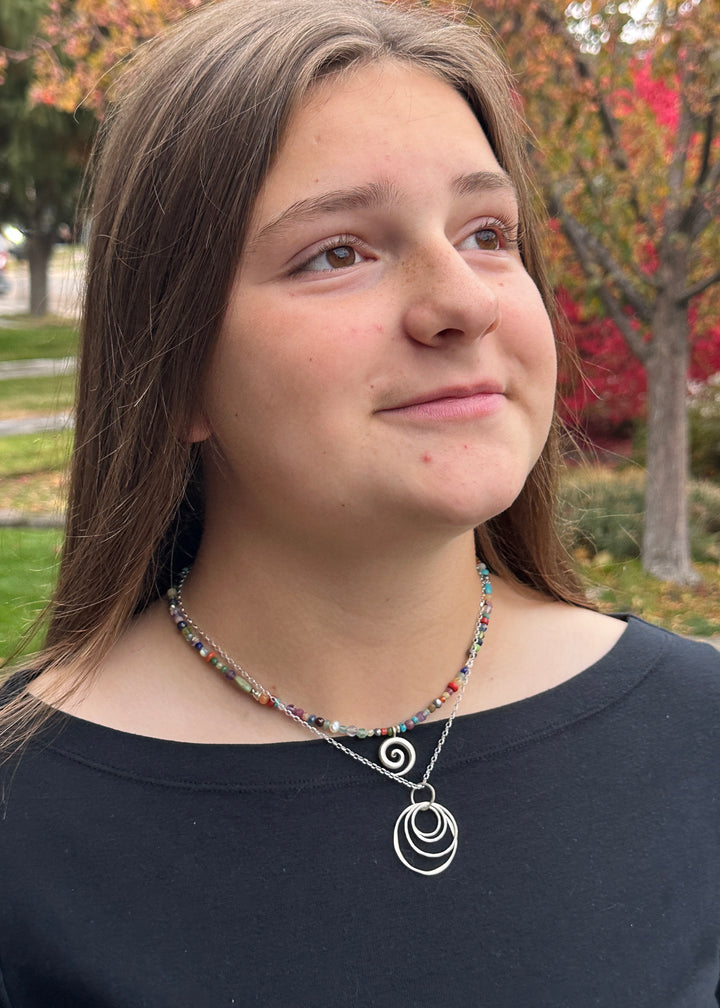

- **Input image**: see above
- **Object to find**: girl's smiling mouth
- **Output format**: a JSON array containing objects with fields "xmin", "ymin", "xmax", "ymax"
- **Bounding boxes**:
[{"xmin": 377, "ymin": 383, "xmax": 505, "ymax": 421}]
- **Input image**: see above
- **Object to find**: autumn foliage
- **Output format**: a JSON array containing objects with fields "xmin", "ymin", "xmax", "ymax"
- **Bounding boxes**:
[
  {"xmin": 28, "ymin": 0, "xmax": 202, "ymax": 112},
  {"xmin": 555, "ymin": 41, "xmax": 720, "ymax": 448},
  {"xmin": 559, "ymin": 288, "xmax": 720, "ymax": 444}
]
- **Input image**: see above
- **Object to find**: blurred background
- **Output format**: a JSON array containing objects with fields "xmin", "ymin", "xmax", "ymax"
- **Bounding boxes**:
[{"xmin": 1, "ymin": 0, "xmax": 719, "ymax": 662}]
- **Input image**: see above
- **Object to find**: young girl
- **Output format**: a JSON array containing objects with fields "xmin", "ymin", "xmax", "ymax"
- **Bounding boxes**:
[{"xmin": 1, "ymin": 1, "xmax": 718, "ymax": 1004}]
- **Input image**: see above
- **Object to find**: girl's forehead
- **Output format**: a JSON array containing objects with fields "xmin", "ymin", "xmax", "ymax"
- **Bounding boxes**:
[
  {"xmin": 292, "ymin": 60, "xmax": 475, "ymax": 138},
  {"xmin": 252, "ymin": 61, "xmax": 501, "ymax": 220}
]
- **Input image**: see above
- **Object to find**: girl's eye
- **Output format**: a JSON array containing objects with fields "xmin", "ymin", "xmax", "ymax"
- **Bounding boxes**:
[
  {"xmin": 294, "ymin": 238, "xmax": 368, "ymax": 274},
  {"xmin": 474, "ymin": 227, "xmax": 503, "ymax": 251},
  {"xmin": 458, "ymin": 220, "xmax": 519, "ymax": 253}
]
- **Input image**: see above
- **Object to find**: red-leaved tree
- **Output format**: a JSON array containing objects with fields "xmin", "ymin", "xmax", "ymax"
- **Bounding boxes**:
[{"xmin": 468, "ymin": 0, "xmax": 720, "ymax": 583}]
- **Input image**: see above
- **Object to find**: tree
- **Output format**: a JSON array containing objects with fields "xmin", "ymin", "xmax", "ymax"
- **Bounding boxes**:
[
  {"xmin": 0, "ymin": 0, "xmax": 94, "ymax": 315},
  {"xmin": 4, "ymin": 1, "xmax": 201, "ymax": 316},
  {"xmin": 28, "ymin": 0, "xmax": 201, "ymax": 114},
  {"xmin": 559, "ymin": 287, "xmax": 720, "ymax": 455},
  {"xmin": 467, "ymin": 0, "xmax": 720, "ymax": 583}
]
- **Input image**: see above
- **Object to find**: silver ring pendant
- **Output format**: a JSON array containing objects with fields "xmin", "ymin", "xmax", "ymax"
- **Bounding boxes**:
[{"xmin": 392, "ymin": 785, "xmax": 459, "ymax": 875}]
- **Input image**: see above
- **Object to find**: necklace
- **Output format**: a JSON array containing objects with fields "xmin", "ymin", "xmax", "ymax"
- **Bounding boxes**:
[{"xmin": 167, "ymin": 562, "xmax": 492, "ymax": 875}]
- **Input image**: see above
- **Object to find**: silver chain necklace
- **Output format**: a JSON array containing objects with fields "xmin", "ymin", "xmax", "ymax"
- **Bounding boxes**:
[{"xmin": 168, "ymin": 563, "xmax": 492, "ymax": 875}]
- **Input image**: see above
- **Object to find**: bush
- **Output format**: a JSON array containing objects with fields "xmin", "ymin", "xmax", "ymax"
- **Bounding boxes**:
[
  {"xmin": 560, "ymin": 467, "xmax": 720, "ymax": 563},
  {"xmin": 689, "ymin": 377, "xmax": 720, "ymax": 479},
  {"xmin": 629, "ymin": 377, "xmax": 720, "ymax": 480}
]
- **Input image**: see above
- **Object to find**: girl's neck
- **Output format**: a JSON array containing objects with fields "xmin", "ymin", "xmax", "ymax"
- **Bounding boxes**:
[{"xmin": 181, "ymin": 527, "xmax": 486, "ymax": 726}]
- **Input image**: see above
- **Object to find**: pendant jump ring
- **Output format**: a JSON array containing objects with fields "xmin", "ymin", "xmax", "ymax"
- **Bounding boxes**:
[{"xmin": 410, "ymin": 783, "xmax": 435, "ymax": 807}]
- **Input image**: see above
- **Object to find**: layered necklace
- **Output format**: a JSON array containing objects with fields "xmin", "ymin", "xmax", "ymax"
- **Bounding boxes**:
[{"xmin": 167, "ymin": 562, "xmax": 492, "ymax": 875}]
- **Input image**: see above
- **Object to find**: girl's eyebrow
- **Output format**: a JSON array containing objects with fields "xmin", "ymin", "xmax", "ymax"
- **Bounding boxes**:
[
  {"xmin": 249, "ymin": 180, "xmax": 400, "ymax": 248},
  {"xmin": 248, "ymin": 170, "xmax": 517, "ymax": 250},
  {"xmin": 453, "ymin": 169, "xmax": 517, "ymax": 201}
]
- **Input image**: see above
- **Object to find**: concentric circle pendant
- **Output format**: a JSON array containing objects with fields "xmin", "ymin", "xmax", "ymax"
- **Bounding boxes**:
[{"xmin": 392, "ymin": 786, "xmax": 459, "ymax": 876}]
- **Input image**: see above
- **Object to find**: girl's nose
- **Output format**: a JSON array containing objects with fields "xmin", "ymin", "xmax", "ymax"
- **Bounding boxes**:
[{"xmin": 400, "ymin": 243, "xmax": 501, "ymax": 348}]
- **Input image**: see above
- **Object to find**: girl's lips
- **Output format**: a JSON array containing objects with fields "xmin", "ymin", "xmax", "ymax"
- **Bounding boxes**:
[{"xmin": 379, "ymin": 386, "xmax": 505, "ymax": 421}]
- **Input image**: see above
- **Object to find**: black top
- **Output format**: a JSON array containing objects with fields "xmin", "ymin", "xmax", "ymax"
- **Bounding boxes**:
[{"xmin": 1, "ymin": 617, "xmax": 719, "ymax": 1007}]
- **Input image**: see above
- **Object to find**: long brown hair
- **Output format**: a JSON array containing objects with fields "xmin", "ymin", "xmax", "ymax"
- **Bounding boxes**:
[{"xmin": 3, "ymin": 0, "xmax": 586, "ymax": 742}]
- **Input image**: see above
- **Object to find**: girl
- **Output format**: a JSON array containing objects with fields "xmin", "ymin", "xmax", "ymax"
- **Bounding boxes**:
[{"xmin": 1, "ymin": 1, "xmax": 718, "ymax": 1004}]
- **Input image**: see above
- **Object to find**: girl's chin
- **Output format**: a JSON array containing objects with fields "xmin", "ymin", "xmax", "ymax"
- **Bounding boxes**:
[{"xmin": 389, "ymin": 490, "xmax": 526, "ymax": 538}]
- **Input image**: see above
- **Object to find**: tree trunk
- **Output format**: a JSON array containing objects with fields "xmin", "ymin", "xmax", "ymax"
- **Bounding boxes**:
[
  {"xmin": 26, "ymin": 233, "xmax": 54, "ymax": 317},
  {"xmin": 642, "ymin": 290, "xmax": 698, "ymax": 584}
]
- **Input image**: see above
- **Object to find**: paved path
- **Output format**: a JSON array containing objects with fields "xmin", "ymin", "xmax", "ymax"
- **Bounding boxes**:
[
  {"xmin": 0, "ymin": 412, "xmax": 73, "ymax": 436},
  {"xmin": 0, "ymin": 509, "xmax": 63, "ymax": 528},
  {"xmin": 0, "ymin": 356, "xmax": 75, "ymax": 380}
]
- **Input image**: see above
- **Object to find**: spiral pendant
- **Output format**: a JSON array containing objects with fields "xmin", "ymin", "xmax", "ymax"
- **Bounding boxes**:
[{"xmin": 378, "ymin": 736, "xmax": 416, "ymax": 776}]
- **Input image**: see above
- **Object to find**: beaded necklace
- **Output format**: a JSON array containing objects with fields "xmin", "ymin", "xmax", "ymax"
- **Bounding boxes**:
[{"xmin": 167, "ymin": 562, "xmax": 492, "ymax": 875}]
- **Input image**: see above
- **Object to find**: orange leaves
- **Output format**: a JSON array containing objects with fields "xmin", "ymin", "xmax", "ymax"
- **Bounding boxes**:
[{"xmin": 28, "ymin": 0, "xmax": 204, "ymax": 112}]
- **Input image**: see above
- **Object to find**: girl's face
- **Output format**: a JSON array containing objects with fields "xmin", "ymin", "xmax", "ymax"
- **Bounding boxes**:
[{"xmin": 201, "ymin": 62, "xmax": 557, "ymax": 549}]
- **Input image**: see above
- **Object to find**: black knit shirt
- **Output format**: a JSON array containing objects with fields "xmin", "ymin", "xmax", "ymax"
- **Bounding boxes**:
[{"xmin": 1, "ymin": 617, "xmax": 719, "ymax": 1007}]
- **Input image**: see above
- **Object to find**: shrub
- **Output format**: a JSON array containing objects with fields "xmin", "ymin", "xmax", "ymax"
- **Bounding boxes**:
[
  {"xmin": 689, "ymin": 377, "xmax": 720, "ymax": 479},
  {"xmin": 629, "ymin": 377, "xmax": 720, "ymax": 480},
  {"xmin": 560, "ymin": 467, "xmax": 720, "ymax": 563}
]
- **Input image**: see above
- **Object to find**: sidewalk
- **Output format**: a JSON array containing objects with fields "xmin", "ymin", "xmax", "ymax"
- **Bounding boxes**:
[
  {"xmin": 0, "ymin": 412, "xmax": 73, "ymax": 436},
  {"xmin": 0, "ymin": 356, "xmax": 75, "ymax": 380}
]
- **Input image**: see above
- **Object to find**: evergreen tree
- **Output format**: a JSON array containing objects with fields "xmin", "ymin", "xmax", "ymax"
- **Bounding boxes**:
[{"xmin": 0, "ymin": 0, "xmax": 94, "ymax": 314}]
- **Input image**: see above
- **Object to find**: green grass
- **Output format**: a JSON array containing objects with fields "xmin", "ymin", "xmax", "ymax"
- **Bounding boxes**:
[
  {"xmin": 0, "ymin": 373, "xmax": 76, "ymax": 418},
  {"xmin": 579, "ymin": 557, "xmax": 720, "ymax": 637},
  {"xmin": 0, "ymin": 318, "xmax": 78, "ymax": 361},
  {"xmin": 0, "ymin": 528, "xmax": 61, "ymax": 665},
  {"xmin": 1, "ymin": 450, "xmax": 718, "ymax": 663},
  {"xmin": 0, "ymin": 430, "xmax": 72, "ymax": 478},
  {"xmin": 0, "ymin": 430, "xmax": 70, "ymax": 518}
]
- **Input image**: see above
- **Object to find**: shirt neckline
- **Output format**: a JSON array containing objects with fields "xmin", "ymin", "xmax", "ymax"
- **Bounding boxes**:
[{"xmin": 10, "ymin": 616, "xmax": 672, "ymax": 791}]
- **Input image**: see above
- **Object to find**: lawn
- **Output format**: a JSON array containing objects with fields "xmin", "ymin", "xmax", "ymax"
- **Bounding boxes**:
[
  {"xmin": 0, "ymin": 317, "xmax": 79, "ymax": 361},
  {"xmin": 1, "ymin": 527, "xmax": 719, "ymax": 666},
  {"xmin": 0, "ymin": 317, "xmax": 75, "ymax": 523},
  {"xmin": 580, "ymin": 557, "xmax": 720, "ymax": 637},
  {"xmin": 0, "ymin": 430, "xmax": 72, "ymax": 478},
  {"xmin": 0, "ymin": 432, "xmax": 69, "ymax": 519},
  {"xmin": 0, "ymin": 528, "xmax": 62, "ymax": 665},
  {"xmin": 0, "ymin": 469, "xmax": 67, "ymax": 517},
  {"xmin": 0, "ymin": 372, "xmax": 76, "ymax": 419}
]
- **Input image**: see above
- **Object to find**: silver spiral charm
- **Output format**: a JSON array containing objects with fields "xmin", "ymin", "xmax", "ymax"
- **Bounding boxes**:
[
  {"xmin": 392, "ymin": 786, "xmax": 459, "ymax": 875},
  {"xmin": 378, "ymin": 736, "xmax": 416, "ymax": 776}
]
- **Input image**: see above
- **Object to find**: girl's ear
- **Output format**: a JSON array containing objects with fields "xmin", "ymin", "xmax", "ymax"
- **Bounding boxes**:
[{"xmin": 187, "ymin": 411, "xmax": 213, "ymax": 443}]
